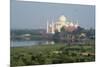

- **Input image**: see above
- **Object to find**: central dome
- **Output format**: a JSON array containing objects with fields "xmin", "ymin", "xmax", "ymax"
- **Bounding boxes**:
[{"xmin": 59, "ymin": 15, "xmax": 66, "ymax": 22}]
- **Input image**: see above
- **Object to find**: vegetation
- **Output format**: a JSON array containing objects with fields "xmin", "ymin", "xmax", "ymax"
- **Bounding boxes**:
[
  {"xmin": 11, "ymin": 43, "xmax": 95, "ymax": 67},
  {"xmin": 11, "ymin": 28, "xmax": 95, "ymax": 67},
  {"xmin": 11, "ymin": 28, "xmax": 95, "ymax": 41}
]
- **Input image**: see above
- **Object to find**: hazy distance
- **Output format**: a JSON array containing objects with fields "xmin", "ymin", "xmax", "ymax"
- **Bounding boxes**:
[{"xmin": 11, "ymin": 0, "xmax": 95, "ymax": 30}]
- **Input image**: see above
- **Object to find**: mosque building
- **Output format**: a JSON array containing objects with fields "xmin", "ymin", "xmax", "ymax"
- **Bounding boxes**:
[{"xmin": 46, "ymin": 15, "xmax": 79, "ymax": 34}]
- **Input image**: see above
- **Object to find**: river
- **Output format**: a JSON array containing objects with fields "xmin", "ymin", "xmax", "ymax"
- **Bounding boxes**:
[{"xmin": 11, "ymin": 40, "xmax": 55, "ymax": 47}]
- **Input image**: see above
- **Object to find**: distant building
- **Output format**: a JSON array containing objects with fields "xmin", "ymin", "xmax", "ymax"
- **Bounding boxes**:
[{"xmin": 46, "ymin": 15, "xmax": 79, "ymax": 34}]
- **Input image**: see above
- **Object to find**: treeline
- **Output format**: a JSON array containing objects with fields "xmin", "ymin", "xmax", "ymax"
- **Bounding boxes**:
[
  {"xmin": 10, "ymin": 27, "xmax": 95, "ymax": 42},
  {"xmin": 53, "ymin": 26, "xmax": 95, "ymax": 42},
  {"xmin": 11, "ymin": 29, "xmax": 46, "ymax": 35},
  {"xmin": 10, "ymin": 29, "xmax": 47, "ymax": 41}
]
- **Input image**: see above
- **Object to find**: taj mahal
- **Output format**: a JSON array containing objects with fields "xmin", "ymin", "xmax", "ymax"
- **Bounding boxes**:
[{"xmin": 46, "ymin": 15, "xmax": 79, "ymax": 34}]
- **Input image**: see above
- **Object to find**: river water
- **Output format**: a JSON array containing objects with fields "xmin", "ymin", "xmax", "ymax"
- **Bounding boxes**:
[{"xmin": 11, "ymin": 40, "xmax": 55, "ymax": 47}]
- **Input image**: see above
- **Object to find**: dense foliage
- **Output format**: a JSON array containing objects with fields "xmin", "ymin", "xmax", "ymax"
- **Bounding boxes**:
[{"xmin": 11, "ymin": 44, "xmax": 95, "ymax": 67}]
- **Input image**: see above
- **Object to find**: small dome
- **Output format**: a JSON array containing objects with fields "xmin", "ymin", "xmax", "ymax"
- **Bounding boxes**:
[
  {"xmin": 75, "ymin": 24, "xmax": 79, "ymax": 28},
  {"xmin": 49, "ymin": 24, "xmax": 52, "ymax": 27},
  {"xmin": 59, "ymin": 15, "xmax": 66, "ymax": 22},
  {"xmin": 69, "ymin": 22, "xmax": 74, "ymax": 26},
  {"xmin": 65, "ymin": 24, "xmax": 69, "ymax": 27}
]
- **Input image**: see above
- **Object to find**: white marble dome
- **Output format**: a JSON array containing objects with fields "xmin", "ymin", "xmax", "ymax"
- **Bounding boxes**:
[{"xmin": 59, "ymin": 15, "xmax": 66, "ymax": 22}]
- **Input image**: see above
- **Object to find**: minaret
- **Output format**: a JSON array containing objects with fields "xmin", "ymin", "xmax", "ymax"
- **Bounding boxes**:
[
  {"xmin": 46, "ymin": 20, "xmax": 49, "ymax": 33},
  {"xmin": 76, "ymin": 20, "xmax": 79, "ymax": 26},
  {"xmin": 51, "ymin": 20, "xmax": 55, "ymax": 34},
  {"xmin": 75, "ymin": 20, "xmax": 79, "ymax": 28}
]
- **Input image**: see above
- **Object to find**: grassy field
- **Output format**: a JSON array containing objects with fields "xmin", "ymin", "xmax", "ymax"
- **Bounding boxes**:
[{"xmin": 11, "ymin": 43, "xmax": 95, "ymax": 66}]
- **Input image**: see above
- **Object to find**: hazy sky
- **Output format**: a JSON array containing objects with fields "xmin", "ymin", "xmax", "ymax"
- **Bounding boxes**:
[{"xmin": 11, "ymin": 0, "xmax": 95, "ymax": 29}]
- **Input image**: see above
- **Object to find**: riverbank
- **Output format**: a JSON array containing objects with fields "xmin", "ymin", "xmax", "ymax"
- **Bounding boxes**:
[{"xmin": 11, "ymin": 43, "xmax": 95, "ymax": 66}]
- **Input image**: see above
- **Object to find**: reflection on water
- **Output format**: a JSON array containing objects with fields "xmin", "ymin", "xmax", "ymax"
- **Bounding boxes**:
[{"xmin": 11, "ymin": 40, "xmax": 55, "ymax": 47}]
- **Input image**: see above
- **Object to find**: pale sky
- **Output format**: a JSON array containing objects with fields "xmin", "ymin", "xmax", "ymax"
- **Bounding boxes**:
[{"xmin": 11, "ymin": 0, "xmax": 95, "ymax": 29}]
